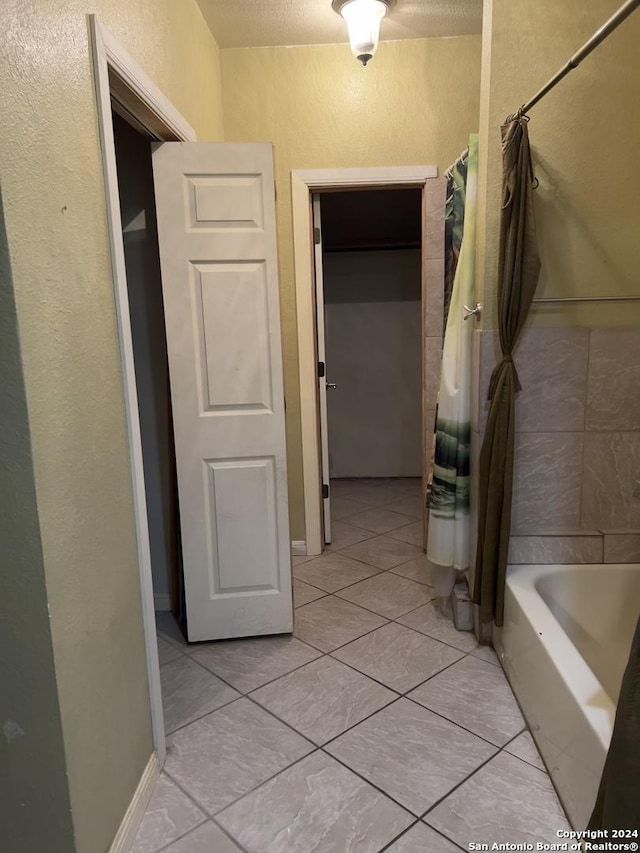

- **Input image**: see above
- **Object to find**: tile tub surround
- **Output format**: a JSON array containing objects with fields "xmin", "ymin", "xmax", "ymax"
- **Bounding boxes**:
[
  {"xmin": 603, "ymin": 531, "xmax": 640, "ymax": 563},
  {"xmin": 586, "ymin": 327, "xmax": 640, "ymax": 431},
  {"xmin": 510, "ymin": 432, "xmax": 584, "ymax": 534},
  {"xmin": 473, "ymin": 325, "xmax": 640, "ymax": 562},
  {"xmin": 148, "ymin": 496, "xmax": 570, "ymax": 852},
  {"xmin": 508, "ymin": 532, "xmax": 603, "ymax": 565}
]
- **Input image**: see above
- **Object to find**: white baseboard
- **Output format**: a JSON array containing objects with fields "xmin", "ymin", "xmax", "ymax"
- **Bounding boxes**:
[
  {"xmin": 291, "ymin": 540, "xmax": 307, "ymax": 556},
  {"xmin": 153, "ymin": 593, "xmax": 172, "ymax": 612},
  {"xmin": 109, "ymin": 753, "xmax": 159, "ymax": 853}
]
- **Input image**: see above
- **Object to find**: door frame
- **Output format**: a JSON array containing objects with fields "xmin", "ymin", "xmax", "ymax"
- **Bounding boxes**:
[
  {"xmin": 89, "ymin": 14, "xmax": 197, "ymax": 767},
  {"xmin": 292, "ymin": 167, "xmax": 439, "ymax": 556}
]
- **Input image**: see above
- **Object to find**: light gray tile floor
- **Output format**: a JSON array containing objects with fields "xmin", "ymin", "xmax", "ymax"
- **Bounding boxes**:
[
  {"xmin": 293, "ymin": 594, "xmax": 388, "ymax": 652},
  {"xmin": 504, "ymin": 730, "xmax": 546, "ymax": 771},
  {"xmin": 293, "ymin": 578, "xmax": 327, "ymax": 607},
  {"xmin": 325, "ymin": 520, "xmax": 377, "ymax": 551},
  {"xmin": 408, "ymin": 655, "xmax": 526, "ymax": 746},
  {"xmin": 386, "ymin": 520, "xmax": 424, "ymax": 546},
  {"xmin": 347, "ymin": 507, "xmax": 417, "ymax": 535},
  {"xmin": 336, "ymin": 571, "xmax": 434, "ymax": 619},
  {"xmin": 332, "ymin": 623, "xmax": 464, "ymax": 694},
  {"xmin": 130, "ymin": 774, "xmax": 205, "ymax": 853},
  {"xmin": 192, "ymin": 635, "xmax": 321, "ymax": 694},
  {"xmin": 160, "ymin": 656, "xmax": 240, "ymax": 734},
  {"xmin": 386, "ymin": 821, "xmax": 462, "ymax": 853},
  {"xmin": 144, "ymin": 478, "xmax": 571, "ymax": 852},
  {"xmin": 426, "ymin": 751, "xmax": 571, "ymax": 845},
  {"xmin": 325, "ymin": 699, "xmax": 497, "ymax": 815},
  {"xmin": 340, "ymin": 535, "xmax": 423, "ymax": 570},
  {"xmin": 217, "ymin": 751, "xmax": 413, "ymax": 853},
  {"xmin": 293, "ymin": 550, "xmax": 381, "ymax": 593},
  {"xmin": 388, "ymin": 553, "xmax": 433, "ymax": 585}
]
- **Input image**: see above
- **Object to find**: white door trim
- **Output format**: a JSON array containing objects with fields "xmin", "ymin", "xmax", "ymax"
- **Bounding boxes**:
[
  {"xmin": 292, "ymin": 166, "xmax": 438, "ymax": 555},
  {"xmin": 89, "ymin": 14, "xmax": 197, "ymax": 767}
]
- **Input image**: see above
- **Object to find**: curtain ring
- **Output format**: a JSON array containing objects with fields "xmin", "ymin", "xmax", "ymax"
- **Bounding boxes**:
[{"xmin": 531, "ymin": 175, "xmax": 540, "ymax": 189}]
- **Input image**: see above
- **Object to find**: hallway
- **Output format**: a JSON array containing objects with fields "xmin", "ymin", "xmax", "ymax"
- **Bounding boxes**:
[{"xmin": 139, "ymin": 479, "xmax": 570, "ymax": 852}]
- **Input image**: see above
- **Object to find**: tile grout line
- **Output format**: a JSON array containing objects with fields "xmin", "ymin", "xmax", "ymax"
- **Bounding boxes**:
[
  {"xmin": 291, "ymin": 611, "xmax": 392, "ymax": 655},
  {"xmin": 308, "ymin": 576, "xmax": 433, "ymax": 609},
  {"xmin": 337, "ymin": 542, "xmax": 425, "ymax": 571},
  {"xmin": 318, "ymin": 738, "xmax": 424, "ymax": 819},
  {"xmin": 326, "ymin": 589, "xmax": 437, "ymax": 623},
  {"xmin": 190, "ymin": 643, "xmax": 324, "ymax": 695},
  {"xmin": 163, "ymin": 745, "xmax": 321, "ymax": 828},
  {"xmin": 376, "ymin": 819, "xmax": 422, "ymax": 853},
  {"xmin": 294, "ymin": 562, "xmax": 434, "ymax": 596},
  {"xmin": 419, "ymin": 724, "xmax": 565, "ymax": 828},
  {"xmin": 294, "ymin": 566, "xmax": 387, "ymax": 597},
  {"xmin": 295, "ymin": 590, "xmax": 479, "ymax": 658},
  {"xmin": 326, "ymin": 641, "xmax": 464, "ymax": 700},
  {"xmin": 419, "ymin": 748, "xmax": 502, "ymax": 821},
  {"xmin": 420, "ymin": 822, "xmax": 469, "ymax": 853},
  {"xmin": 151, "ymin": 816, "xmax": 209, "ymax": 853},
  {"xmin": 304, "ymin": 540, "xmax": 426, "ymax": 574},
  {"xmin": 163, "ymin": 692, "xmax": 244, "ymax": 738}
]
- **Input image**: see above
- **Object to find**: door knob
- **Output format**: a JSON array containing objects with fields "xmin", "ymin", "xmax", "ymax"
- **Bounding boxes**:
[{"xmin": 327, "ymin": 382, "xmax": 337, "ymax": 389}]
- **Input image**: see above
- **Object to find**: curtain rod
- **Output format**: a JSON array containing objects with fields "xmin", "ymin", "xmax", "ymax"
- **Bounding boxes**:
[
  {"xmin": 532, "ymin": 295, "xmax": 640, "ymax": 305},
  {"xmin": 444, "ymin": 0, "xmax": 640, "ymax": 177},
  {"xmin": 520, "ymin": 0, "xmax": 640, "ymax": 114},
  {"xmin": 444, "ymin": 147, "xmax": 468, "ymax": 179}
]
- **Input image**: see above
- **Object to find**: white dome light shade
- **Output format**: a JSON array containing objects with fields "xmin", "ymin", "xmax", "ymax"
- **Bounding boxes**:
[{"xmin": 339, "ymin": 0, "xmax": 388, "ymax": 65}]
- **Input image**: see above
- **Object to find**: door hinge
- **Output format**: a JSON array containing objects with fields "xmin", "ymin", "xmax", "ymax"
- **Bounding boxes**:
[
  {"xmin": 322, "ymin": 483, "xmax": 329, "ymax": 499},
  {"xmin": 274, "ymin": 181, "xmax": 278, "ymax": 203},
  {"xmin": 317, "ymin": 361, "xmax": 325, "ymax": 378},
  {"xmin": 313, "ymin": 227, "xmax": 321, "ymax": 245}
]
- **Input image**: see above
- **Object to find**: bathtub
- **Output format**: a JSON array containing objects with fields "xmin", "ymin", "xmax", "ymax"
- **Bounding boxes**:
[{"xmin": 494, "ymin": 563, "xmax": 640, "ymax": 830}]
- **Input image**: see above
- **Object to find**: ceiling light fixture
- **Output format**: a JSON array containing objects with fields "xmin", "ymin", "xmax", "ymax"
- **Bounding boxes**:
[{"xmin": 332, "ymin": 0, "xmax": 396, "ymax": 66}]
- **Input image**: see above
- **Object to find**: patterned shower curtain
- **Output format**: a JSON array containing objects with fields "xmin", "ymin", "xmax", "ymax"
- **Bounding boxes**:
[
  {"xmin": 443, "ymin": 152, "xmax": 468, "ymax": 332},
  {"xmin": 427, "ymin": 134, "xmax": 478, "ymax": 597}
]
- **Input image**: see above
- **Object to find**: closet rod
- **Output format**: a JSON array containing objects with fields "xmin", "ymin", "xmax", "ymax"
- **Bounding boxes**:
[
  {"xmin": 520, "ymin": 0, "xmax": 640, "ymax": 114},
  {"xmin": 532, "ymin": 295, "xmax": 640, "ymax": 305}
]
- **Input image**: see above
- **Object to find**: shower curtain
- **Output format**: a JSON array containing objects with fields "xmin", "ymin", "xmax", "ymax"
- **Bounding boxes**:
[
  {"xmin": 472, "ymin": 114, "xmax": 540, "ymax": 626},
  {"xmin": 427, "ymin": 134, "xmax": 478, "ymax": 598},
  {"xmin": 443, "ymin": 151, "xmax": 468, "ymax": 332},
  {"xmin": 588, "ymin": 610, "xmax": 640, "ymax": 829}
]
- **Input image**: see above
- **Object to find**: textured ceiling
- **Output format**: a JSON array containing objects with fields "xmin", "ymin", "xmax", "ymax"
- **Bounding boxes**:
[{"xmin": 196, "ymin": 0, "xmax": 483, "ymax": 49}]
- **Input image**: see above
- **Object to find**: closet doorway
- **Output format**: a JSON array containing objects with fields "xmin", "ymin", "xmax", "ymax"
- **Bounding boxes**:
[
  {"xmin": 314, "ymin": 188, "xmax": 424, "ymax": 549},
  {"xmin": 292, "ymin": 166, "xmax": 442, "ymax": 558}
]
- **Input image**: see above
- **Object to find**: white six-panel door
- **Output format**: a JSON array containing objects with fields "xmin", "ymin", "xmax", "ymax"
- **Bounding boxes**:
[{"xmin": 152, "ymin": 142, "xmax": 292, "ymax": 641}]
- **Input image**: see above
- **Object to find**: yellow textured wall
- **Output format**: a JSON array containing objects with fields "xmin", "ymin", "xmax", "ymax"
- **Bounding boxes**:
[
  {"xmin": 477, "ymin": 0, "xmax": 640, "ymax": 329},
  {"xmin": 221, "ymin": 38, "xmax": 482, "ymax": 539},
  {"xmin": 0, "ymin": 2, "xmax": 223, "ymax": 851}
]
